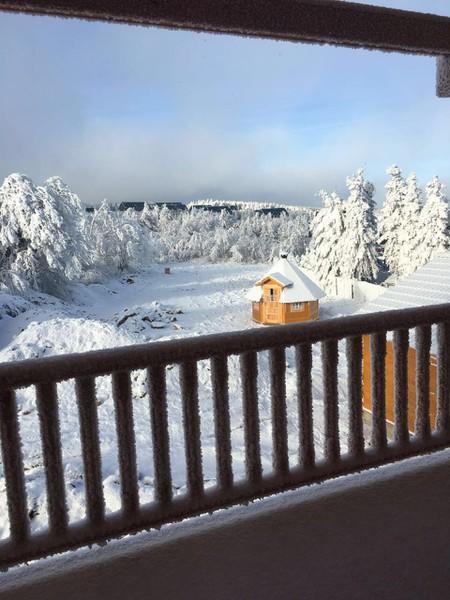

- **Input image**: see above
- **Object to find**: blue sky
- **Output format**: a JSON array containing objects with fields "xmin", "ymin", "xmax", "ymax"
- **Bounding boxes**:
[{"xmin": 0, "ymin": 1, "xmax": 449, "ymax": 206}]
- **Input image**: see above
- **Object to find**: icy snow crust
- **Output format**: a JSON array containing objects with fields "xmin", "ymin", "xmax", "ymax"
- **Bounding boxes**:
[{"xmin": 0, "ymin": 263, "xmax": 359, "ymax": 540}]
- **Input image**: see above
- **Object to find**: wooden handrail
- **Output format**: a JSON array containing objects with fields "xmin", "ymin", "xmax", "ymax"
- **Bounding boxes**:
[
  {"xmin": 2, "ymin": 302, "xmax": 450, "ymax": 389},
  {"xmin": 1, "ymin": 1, "xmax": 450, "ymax": 57}
]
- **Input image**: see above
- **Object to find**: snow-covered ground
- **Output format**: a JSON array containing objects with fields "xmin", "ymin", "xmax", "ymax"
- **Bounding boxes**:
[{"xmin": 0, "ymin": 262, "xmax": 361, "ymax": 539}]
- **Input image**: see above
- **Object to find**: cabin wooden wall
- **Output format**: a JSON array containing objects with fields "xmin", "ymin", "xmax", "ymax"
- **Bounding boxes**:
[
  {"xmin": 252, "ymin": 298, "xmax": 319, "ymax": 324},
  {"xmin": 362, "ymin": 336, "xmax": 437, "ymax": 434},
  {"xmin": 283, "ymin": 301, "xmax": 318, "ymax": 324}
]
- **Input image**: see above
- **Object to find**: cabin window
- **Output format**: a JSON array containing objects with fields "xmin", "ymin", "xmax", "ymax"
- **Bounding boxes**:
[
  {"xmin": 269, "ymin": 288, "xmax": 275, "ymax": 302},
  {"xmin": 291, "ymin": 302, "xmax": 305, "ymax": 311}
]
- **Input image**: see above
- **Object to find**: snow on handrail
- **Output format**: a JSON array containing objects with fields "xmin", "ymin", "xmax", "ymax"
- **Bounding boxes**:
[{"xmin": 2, "ymin": 303, "xmax": 450, "ymax": 389}]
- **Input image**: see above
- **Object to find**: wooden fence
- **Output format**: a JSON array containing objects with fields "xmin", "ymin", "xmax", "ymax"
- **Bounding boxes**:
[{"xmin": 0, "ymin": 303, "xmax": 450, "ymax": 568}]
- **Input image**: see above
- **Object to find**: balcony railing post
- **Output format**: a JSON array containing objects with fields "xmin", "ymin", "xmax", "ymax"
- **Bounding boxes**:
[
  {"xmin": 296, "ymin": 343, "xmax": 314, "ymax": 469},
  {"xmin": 240, "ymin": 351, "xmax": 262, "ymax": 484},
  {"xmin": 347, "ymin": 336, "xmax": 364, "ymax": 457},
  {"xmin": 370, "ymin": 332, "xmax": 387, "ymax": 451},
  {"xmin": 436, "ymin": 322, "xmax": 450, "ymax": 436},
  {"xmin": 36, "ymin": 382, "xmax": 68, "ymax": 535},
  {"xmin": 0, "ymin": 389, "xmax": 29, "ymax": 544},
  {"xmin": 393, "ymin": 329, "xmax": 409, "ymax": 445},
  {"xmin": 75, "ymin": 376, "xmax": 105, "ymax": 526},
  {"xmin": 112, "ymin": 371, "xmax": 139, "ymax": 518},
  {"xmin": 211, "ymin": 355, "xmax": 233, "ymax": 490},
  {"xmin": 148, "ymin": 364, "xmax": 172, "ymax": 507},
  {"xmin": 269, "ymin": 347, "xmax": 289, "ymax": 476},
  {"xmin": 180, "ymin": 361, "xmax": 204, "ymax": 501},
  {"xmin": 322, "ymin": 339, "xmax": 340, "ymax": 462},
  {"xmin": 415, "ymin": 326, "xmax": 432, "ymax": 440}
]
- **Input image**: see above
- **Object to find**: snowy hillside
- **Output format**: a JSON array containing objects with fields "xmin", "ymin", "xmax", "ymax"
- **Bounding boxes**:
[{"xmin": 0, "ymin": 262, "xmax": 359, "ymax": 539}]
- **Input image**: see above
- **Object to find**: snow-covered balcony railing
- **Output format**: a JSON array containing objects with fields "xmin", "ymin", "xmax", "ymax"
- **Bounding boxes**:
[{"xmin": 1, "ymin": 303, "xmax": 450, "ymax": 568}]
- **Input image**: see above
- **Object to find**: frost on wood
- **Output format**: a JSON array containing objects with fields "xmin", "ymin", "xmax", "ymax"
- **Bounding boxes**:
[{"xmin": 437, "ymin": 56, "xmax": 450, "ymax": 98}]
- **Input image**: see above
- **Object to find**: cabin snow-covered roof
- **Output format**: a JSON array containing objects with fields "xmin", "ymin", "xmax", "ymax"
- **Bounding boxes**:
[
  {"xmin": 360, "ymin": 252, "xmax": 450, "ymax": 314},
  {"xmin": 247, "ymin": 256, "xmax": 325, "ymax": 303},
  {"xmin": 255, "ymin": 271, "xmax": 293, "ymax": 288}
]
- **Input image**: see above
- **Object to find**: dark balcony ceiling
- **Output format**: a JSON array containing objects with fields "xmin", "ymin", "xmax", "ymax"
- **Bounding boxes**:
[{"xmin": 1, "ymin": 0, "xmax": 450, "ymax": 56}]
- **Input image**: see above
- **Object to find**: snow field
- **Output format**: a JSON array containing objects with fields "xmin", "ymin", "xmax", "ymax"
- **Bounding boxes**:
[{"xmin": 0, "ymin": 263, "xmax": 362, "ymax": 539}]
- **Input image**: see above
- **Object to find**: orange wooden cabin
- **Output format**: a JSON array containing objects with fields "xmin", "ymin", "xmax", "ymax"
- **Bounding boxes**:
[
  {"xmin": 247, "ymin": 254, "xmax": 325, "ymax": 325},
  {"xmin": 362, "ymin": 336, "xmax": 437, "ymax": 433},
  {"xmin": 358, "ymin": 253, "xmax": 450, "ymax": 433}
]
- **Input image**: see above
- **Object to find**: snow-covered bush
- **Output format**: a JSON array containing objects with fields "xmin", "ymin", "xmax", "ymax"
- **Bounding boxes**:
[
  {"xmin": 89, "ymin": 202, "xmax": 152, "ymax": 274},
  {"xmin": 136, "ymin": 203, "xmax": 310, "ymax": 265}
]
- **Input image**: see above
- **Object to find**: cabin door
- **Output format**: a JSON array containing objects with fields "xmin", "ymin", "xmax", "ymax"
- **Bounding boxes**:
[{"xmin": 264, "ymin": 285, "xmax": 281, "ymax": 323}]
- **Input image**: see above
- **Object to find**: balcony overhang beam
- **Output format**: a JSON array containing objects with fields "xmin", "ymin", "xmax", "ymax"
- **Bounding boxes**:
[
  {"xmin": 0, "ymin": 1, "xmax": 449, "ymax": 56},
  {"xmin": 0, "ymin": 1, "xmax": 449, "ymax": 96}
]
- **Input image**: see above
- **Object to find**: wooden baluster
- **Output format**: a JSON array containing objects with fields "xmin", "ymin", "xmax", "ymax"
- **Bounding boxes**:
[
  {"xmin": 148, "ymin": 364, "xmax": 172, "ymax": 506},
  {"xmin": 415, "ymin": 326, "xmax": 431, "ymax": 440},
  {"xmin": 296, "ymin": 343, "xmax": 315, "ymax": 468},
  {"xmin": 112, "ymin": 371, "xmax": 139, "ymax": 517},
  {"xmin": 393, "ymin": 329, "xmax": 409, "ymax": 445},
  {"xmin": 269, "ymin": 347, "xmax": 289, "ymax": 476},
  {"xmin": 75, "ymin": 376, "xmax": 105, "ymax": 526},
  {"xmin": 0, "ymin": 389, "xmax": 29, "ymax": 543},
  {"xmin": 211, "ymin": 356, "xmax": 233, "ymax": 490},
  {"xmin": 346, "ymin": 336, "xmax": 364, "ymax": 456},
  {"xmin": 36, "ymin": 382, "xmax": 68, "ymax": 535},
  {"xmin": 437, "ymin": 322, "xmax": 450, "ymax": 436},
  {"xmin": 180, "ymin": 361, "xmax": 204, "ymax": 501},
  {"xmin": 322, "ymin": 340, "xmax": 340, "ymax": 462},
  {"xmin": 240, "ymin": 352, "xmax": 262, "ymax": 484},
  {"xmin": 370, "ymin": 332, "xmax": 387, "ymax": 451}
]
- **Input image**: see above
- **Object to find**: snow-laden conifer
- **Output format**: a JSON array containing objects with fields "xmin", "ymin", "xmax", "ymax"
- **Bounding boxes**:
[
  {"xmin": 417, "ymin": 176, "xmax": 449, "ymax": 266},
  {"xmin": 396, "ymin": 173, "xmax": 422, "ymax": 277},
  {"xmin": 340, "ymin": 169, "xmax": 379, "ymax": 282},
  {"xmin": 378, "ymin": 165, "xmax": 406, "ymax": 274},
  {"xmin": 301, "ymin": 190, "xmax": 345, "ymax": 285}
]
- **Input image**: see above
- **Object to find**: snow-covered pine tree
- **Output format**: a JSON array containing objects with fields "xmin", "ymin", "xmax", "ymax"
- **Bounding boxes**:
[
  {"xmin": 340, "ymin": 169, "xmax": 379, "ymax": 282},
  {"xmin": 0, "ymin": 173, "xmax": 88, "ymax": 295},
  {"xmin": 301, "ymin": 190, "xmax": 345, "ymax": 285},
  {"xmin": 44, "ymin": 176, "xmax": 91, "ymax": 279},
  {"xmin": 378, "ymin": 165, "xmax": 406, "ymax": 274},
  {"xmin": 396, "ymin": 173, "xmax": 423, "ymax": 277},
  {"xmin": 417, "ymin": 176, "xmax": 449, "ymax": 266}
]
